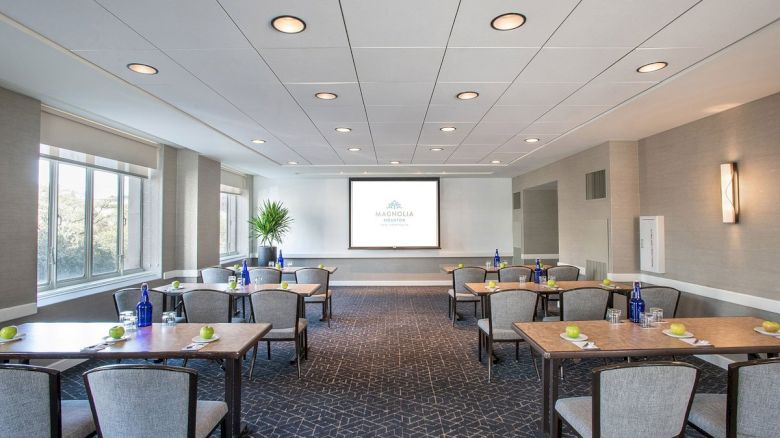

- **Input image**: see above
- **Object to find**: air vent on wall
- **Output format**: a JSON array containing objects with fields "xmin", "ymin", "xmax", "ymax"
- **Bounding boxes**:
[
  {"xmin": 513, "ymin": 192, "xmax": 522, "ymax": 209},
  {"xmin": 585, "ymin": 170, "xmax": 606, "ymax": 200}
]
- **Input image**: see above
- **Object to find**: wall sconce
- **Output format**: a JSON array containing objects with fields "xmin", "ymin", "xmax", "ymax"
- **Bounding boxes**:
[{"xmin": 720, "ymin": 162, "xmax": 739, "ymax": 223}]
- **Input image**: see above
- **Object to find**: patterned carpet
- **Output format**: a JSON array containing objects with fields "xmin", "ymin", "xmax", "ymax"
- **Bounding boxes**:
[{"xmin": 62, "ymin": 287, "xmax": 725, "ymax": 437}]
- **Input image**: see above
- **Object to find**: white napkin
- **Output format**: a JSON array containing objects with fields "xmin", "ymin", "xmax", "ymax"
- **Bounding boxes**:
[
  {"xmin": 678, "ymin": 337, "xmax": 712, "ymax": 346},
  {"xmin": 182, "ymin": 343, "xmax": 207, "ymax": 351},
  {"xmin": 572, "ymin": 340, "xmax": 599, "ymax": 350}
]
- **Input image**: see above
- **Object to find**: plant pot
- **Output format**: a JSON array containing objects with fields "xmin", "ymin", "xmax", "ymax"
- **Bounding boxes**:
[{"xmin": 257, "ymin": 246, "xmax": 277, "ymax": 268}]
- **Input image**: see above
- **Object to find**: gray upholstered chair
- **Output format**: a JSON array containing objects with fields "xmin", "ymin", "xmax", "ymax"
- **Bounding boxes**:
[
  {"xmin": 0, "ymin": 364, "xmax": 95, "ymax": 438},
  {"xmin": 182, "ymin": 290, "xmax": 244, "ymax": 323},
  {"xmin": 449, "ymin": 267, "xmax": 486, "ymax": 325},
  {"xmin": 543, "ymin": 288, "xmax": 609, "ymax": 322},
  {"xmin": 296, "ymin": 268, "xmax": 332, "ymax": 327},
  {"xmin": 640, "ymin": 286, "xmax": 681, "ymax": 318},
  {"xmin": 477, "ymin": 289, "xmax": 538, "ymax": 382},
  {"xmin": 200, "ymin": 267, "xmax": 233, "ymax": 284},
  {"xmin": 84, "ymin": 364, "xmax": 227, "ymax": 438},
  {"xmin": 688, "ymin": 357, "xmax": 780, "ymax": 438},
  {"xmin": 547, "ymin": 265, "xmax": 580, "ymax": 281},
  {"xmin": 249, "ymin": 267, "xmax": 282, "ymax": 285},
  {"xmin": 249, "ymin": 289, "xmax": 308, "ymax": 378},
  {"xmin": 497, "ymin": 266, "xmax": 533, "ymax": 283},
  {"xmin": 555, "ymin": 361, "xmax": 699, "ymax": 438},
  {"xmin": 114, "ymin": 288, "xmax": 184, "ymax": 323}
]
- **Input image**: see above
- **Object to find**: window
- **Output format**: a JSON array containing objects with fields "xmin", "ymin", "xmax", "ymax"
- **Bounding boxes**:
[
  {"xmin": 219, "ymin": 192, "xmax": 238, "ymax": 257},
  {"xmin": 37, "ymin": 158, "xmax": 144, "ymax": 292}
]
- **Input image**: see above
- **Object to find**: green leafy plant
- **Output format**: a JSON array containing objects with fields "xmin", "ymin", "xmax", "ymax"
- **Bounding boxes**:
[{"xmin": 249, "ymin": 200, "xmax": 293, "ymax": 246}]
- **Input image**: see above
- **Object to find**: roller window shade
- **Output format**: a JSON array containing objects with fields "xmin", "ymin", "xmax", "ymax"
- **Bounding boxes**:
[{"xmin": 221, "ymin": 169, "xmax": 246, "ymax": 194}]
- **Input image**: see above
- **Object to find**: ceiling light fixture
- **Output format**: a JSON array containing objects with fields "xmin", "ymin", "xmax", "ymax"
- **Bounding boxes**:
[
  {"xmin": 440, "ymin": 126, "xmax": 456, "ymax": 132},
  {"xmin": 636, "ymin": 61, "xmax": 668, "ymax": 73},
  {"xmin": 271, "ymin": 16, "xmax": 306, "ymax": 34},
  {"xmin": 347, "ymin": 147, "xmax": 361, "ymax": 152},
  {"xmin": 430, "ymin": 147, "xmax": 444, "ymax": 152},
  {"xmin": 315, "ymin": 92, "xmax": 338, "ymax": 100},
  {"xmin": 525, "ymin": 138, "xmax": 539, "ymax": 143},
  {"xmin": 456, "ymin": 91, "xmax": 479, "ymax": 100},
  {"xmin": 251, "ymin": 139, "xmax": 265, "ymax": 144},
  {"xmin": 127, "ymin": 63, "xmax": 158, "ymax": 75},
  {"xmin": 390, "ymin": 161, "xmax": 400, "ymax": 165},
  {"xmin": 491, "ymin": 13, "xmax": 526, "ymax": 31},
  {"xmin": 335, "ymin": 127, "xmax": 352, "ymax": 133},
  {"xmin": 287, "ymin": 161, "xmax": 298, "ymax": 165},
  {"xmin": 491, "ymin": 160, "xmax": 501, "ymax": 164}
]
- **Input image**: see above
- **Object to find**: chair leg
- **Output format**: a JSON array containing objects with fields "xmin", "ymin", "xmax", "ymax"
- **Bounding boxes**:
[
  {"xmin": 220, "ymin": 417, "xmax": 228, "ymax": 438},
  {"xmin": 529, "ymin": 349, "xmax": 540, "ymax": 381},
  {"xmin": 304, "ymin": 328, "xmax": 309, "ymax": 360},
  {"xmin": 267, "ymin": 340, "xmax": 272, "ymax": 360},
  {"xmin": 487, "ymin": 338, "xmax": 493, "ymax": 383},
  {"xmin": 182, "ymin": 358, "xmax": 188, "ymax": 368},
  {"xmin": 452, "ymin": 299, "xmax": 456, "ymax": 326},
  {"xmin": 249, "ymin": 344, "xmax": 258, "ymax": 380},
  {"xmin": 295, "ymin": 335, "xmax": 301, "ymax": 378},
  {"xmin": 553, "ymin": 412, "xmax": 562, "ymax": 438},
  {"xmin": 447, "ymin": 296, "xmax": 451, "ymax": 318},
  {"xmin": 478, "ymin": 330, "xmax": 483, "ymax": 362},
  {"xmin": 473, "ymin": 301, "xmax": 477, "ymax": 317},
  {"xmin": 515, "ymin": 341, "xmax": 520, "ymax": 361},
  {"xmin": 327, "ymin": 297, "xmax": 332, "ymax": 328}
]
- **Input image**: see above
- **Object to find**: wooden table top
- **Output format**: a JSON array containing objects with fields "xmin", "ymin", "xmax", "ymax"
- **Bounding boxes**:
[
  {"xmin": 224, "ymin": 265, "xmax": 338, "ymax": 274},
  {"xmin": 441, "ymin": 264, "xmax": 552, "ymax": 274},
  {"xmin": 513, "ymin": 316, "xmax": 780, "ymax": 359},
  {"xmin": 0, "ymin": 322, "xmax": 271, "ymax": 360},
  {"xmin": 153, "ymin": 283, "xmax": 321, "ymax": 297},
  {"xmin": 465, "ymin": 280, "xmax": 632, "ymax": 295}
]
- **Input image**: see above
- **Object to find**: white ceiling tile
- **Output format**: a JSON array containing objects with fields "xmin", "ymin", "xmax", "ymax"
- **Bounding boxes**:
[
  {"xmin": 296, "ymin": 147, "xmax": 343, "ymax": 165},
  {"xmin": 482, "ymin": 105, "xmax": 549, "ymax": 123},
  {"xmin": 96, "ymin": 0, "xmax": 250, "ymax": 49},
  {"xmin": 366, "ymin": 106, "xmax": 427, "ymax": 124},
  {"xmin": 353, "ymin": 48, "xmax": 444, "ymax": 82},
  {"xmin": 438, "ymin": 48, "xmax": 537, "ymax": 83},
  {"xmin": 518, "ymin": 47, "xmax": 630, "ymax": 83},
  {"xmin": 341, "ymin": 0, "xmax": 459, "ymax": 47},
  {"xmin": 462, "ymin": 122, "xmax": 529, "ymax": 145},
  {"xmin": 447, "ymin": 145, "xmax": 495, "ymax": 161},
  {"xmin": 303, "ymin": 105, "xmax": 367, "ymax": 124},
  {"xmin": 337, "ymin": 147, "xmax": 378, "ymax": 164},
  {"xmin": 429, "ymin": 82, "xmax": 509, "ymax": 105},
  {"xmin": 74, "ymin": 49, "xmax": 193, "ymax": 85},
  {"xmin": 371, "ymin": 123, "xmax": 422, "ymax": 144},
  {"xmin": 547, "ymin": 0, "xmax": 698, "ymax": 47},
  {"xmin": 375, "ymin": 145, "xmax": 416, "ymax": 162},
  {"xmin": 449, "ymin": 0, "xmax": 579, "ymax": 48},
  {"xmin": 497, "ymin": 82, "xmax": 582, "ymax": 106},
  {"xmin": 479, "ymin": 152, "xmax": 525, "ymax": 164},
  {"xmin": 520, "ymin": 121, "xmax": 572, "ymax": 136},
  {"xmin": 261, "ymin": 48, "xmax": 357, "ymax": 83},
  {"xmin": 413, "ymin": 145, "xmax": 456, "ymax": 164},
  {"xmin": 418, "ymin": 123, "xmax": 475, "ymax": 145},
  {"xmin": 495, "ymin": 137, "xmax": 547, "ymax": 153},
  {"xmin": 537, "ymin": 105, "xmax": 611, "ymax": 125},
  {"xmin": 360, "ymin": 82, "xmax": 435, "ymax": 106},
  {"xmin": 425, "ymin": 104, "xmax": 489, "ymax": 123},
  {"xmin": 165, "ymin": 49, "xmax": 279, "ymax": 85},
  {"xmin": 0, "ymin": 0, "xmax": 154, "ymax": 50},
  {"xmin": 461, "ymin": 132, "xmax": 514, "ymax": 146},
  {"xmin": 563, "ymin": 82, "xmax": 654, "ymax": 106},
  {"xmin": 286, "ymin": 82, "xmax": 364, "ymax": 107},
  {"xmin": 219, "ymin": 0, "xmax": 349, "ymax": 49},
  {"xmin": 595, "ymin": 47, "xmax": 711, "ymax": 83},
  {"xmin": 316, "ymin": 122, "xmax": 373, "ymax": 146}
]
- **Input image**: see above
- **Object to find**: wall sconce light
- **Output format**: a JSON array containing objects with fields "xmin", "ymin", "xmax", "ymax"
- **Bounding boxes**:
[{"xmin": 720, "ymin": 162, "xmax": 739, "ymax": 223}]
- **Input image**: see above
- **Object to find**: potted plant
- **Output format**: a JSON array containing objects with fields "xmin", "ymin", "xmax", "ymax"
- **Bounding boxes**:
[{"xmin": 249, "ymin": 200, "xmax": 293, "ymax": 267}]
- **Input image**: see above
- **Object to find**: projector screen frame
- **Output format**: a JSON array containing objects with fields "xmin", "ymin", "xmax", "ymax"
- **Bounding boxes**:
[{"xmin": 348, "ymin": 177, "xmax": 441, "ymax": 250}]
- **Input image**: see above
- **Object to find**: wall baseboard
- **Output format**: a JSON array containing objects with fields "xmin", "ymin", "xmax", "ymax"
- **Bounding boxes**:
[
  {"xmin": 331, "ymin": 280, "xmax": 451, "ymax": 287},
  {"xmin": 163, "ymin": 270, "xmax": 200, "ymax": 279},
  {"xmin": 520, "ymin": 254, "xmax": 560, "ymax": 259},
  {"xmin": 0, "ymin": 302, "xmax": 37, "ymax": 323}
]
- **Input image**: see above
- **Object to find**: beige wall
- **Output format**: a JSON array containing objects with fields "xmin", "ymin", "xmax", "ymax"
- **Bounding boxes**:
[
  {"xmin": 197, "ymin": 155, "xmax": 220, "ymax": 269},
  {"xmin": 639, "ymin": 92, "xmax": 780, "ymax": 301},
  {"xmin": 521, "ymin": 189, "xmax": 559, "ymax": 255},
  {"xmin": 609, "ymin": 141, "xmax": 640, "ymax": 273}
]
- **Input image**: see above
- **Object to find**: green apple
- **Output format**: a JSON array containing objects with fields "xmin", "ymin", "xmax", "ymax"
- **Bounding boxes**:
[
  {"xmin": 200, "ymin": 326, "xmax": 214, "ymax": 340},
  {"xmin": 457, "ymin": 263, "xmax": 465, "ymax": 268},
  {"xmin": 487, "ymin": 280, "xmax": 497, "ymax": 288},
  {"xmin": 602, "ymin": 278, "xmax": 612, "ymax": 286},
  {"xmin": 171, "ymin": 280, "xmax": 181, "ymax": 289},
  {"xmin": 233, "ymin": 264, "xmax": 240, "ymax": 270},
  {"xmin": 565, "ymin": 325, "xmax": 581, "ymax": 339},
  {"xmin": 0, "ymin": 325, "xmax": 17, "ymax": 340},
  {"xmin": 318, "ymin": 264, "xmax": 325, "ymax": 269},
  {"xmin": 500, "ymin": 262, "xmax": 507, "ymax": 268},
  {"xmin": 108, "ymin": 325, "xmax": 125, "ymax": 340},
  {"xmin": 670, "ymin": 323, "xmax": 687, "ymax": 336},
  {"xmin": 275, "ymin": 262, "xmax": 282, "ymax": 269},
  {"xmin": 762, "ymin": 320, "xmax": 780, "ymax": 333},
  {"xmin": 228, "ymin": 280, "xmax": 237, "ymax": 290},
  {"xmin": 281, "ymin": 281, "xmax": 289, "ymax": 289},
  {"xmin": 547, "ymin": 279, "xmax": 557, "ymax": 287}
]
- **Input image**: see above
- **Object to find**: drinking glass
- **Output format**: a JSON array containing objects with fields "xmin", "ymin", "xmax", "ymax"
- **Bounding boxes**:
[
  {"xmin": 228, "ymin": 275, "xmax": 236, "ymax": 284},
  {"xmin": 549, "ymin": 275, "xmax": 556, "ymax": 283},
  {"xmin": 287, "ymin": 260, "xmax": 294, "ymax": 268},
  {"xmin": 162, "ymin": 311, "xmax": 177, "ymax": 326},
  {"xmin": 519, "ymin": 275, "xmax": 528, "ymax": 283},
  {"xmin": 640, "ymin": 312, "xmax": 655, "ymax": 328},
  {"xmin": 120, "ymin": 311, "xmax": 137, "ymax": 331},
  {"xmin": 607, "ymin": 308, "xmax": 622, "ymax": 324},
  {"xmin": 485, "ymin": 261, "xmax": 492, "ymax": 269},
  {"xmin": 649, "ymin": 307, "xmax": 663, "ymax": 325},
  {"xmin": 237, "ymin": 277, "xmax": 245, "ymax": 288},
  {"xmin": 539, "ymin": 275, "xmax": 547, "ymax": 285}
]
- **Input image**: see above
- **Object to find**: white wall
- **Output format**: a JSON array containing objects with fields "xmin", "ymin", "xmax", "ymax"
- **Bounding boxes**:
[{"xmin": 253, "ymin": 177, "xmax": 513, "ymax": 259}]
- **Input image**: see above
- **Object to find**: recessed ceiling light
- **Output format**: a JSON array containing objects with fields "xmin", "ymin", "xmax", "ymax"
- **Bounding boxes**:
[
  {"xmin": 390, "ymin": 161, "xmax": 400, "ymax": 165},
  {"xmin": 315, "ymin": 92, "xmax": 338, "ymax": 100},
  {"xmin": 636, "ymin": 61, "xmax": 668, "ymax": 73},
  {"xmin": 347, "ymin": 147, "xmax": 361, "ymax": 152},
  {"xmin": 271, "ymin": 16, "xmax": 306, "ymax": 34},
  {"xmin": 430, "ymin": 147, "xmax": 444, "ymax": 152},
  {"xmin": 491, "ymin": 13, "xmax": 526, "ymax": 31},
  {"xmin": 491, "ymin": 160, "xmax": 502, "ymax": 164},
  {"xmin": 335, "ymin": 127, "xmax": 352, "ymax": 133},
  {"xmin": 127, "ymin": 63, "xmax": 158, "ymax": 75},
  {"xmin": 440, "ymin": 126, "xmax": 456, "ymax": 132},
  {"xmin": 287, "ymin": 161, "xmax": 298, "ymax": 165},
  {"xmin": 251, "ymin": 139, "xmax": 265, "ymax": 144},
  {"xmin": 456, "ymin": 91, "xmax": 479, "ymax": 100},
  {"xmin": 525, "ymin": 138, "xmax": 539, "ymax": 143}
]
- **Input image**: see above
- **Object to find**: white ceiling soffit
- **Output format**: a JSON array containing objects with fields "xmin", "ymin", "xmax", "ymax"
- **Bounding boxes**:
[{"xmin": 0, "ymin": 0, "xmax": 777, "ymax": 178}]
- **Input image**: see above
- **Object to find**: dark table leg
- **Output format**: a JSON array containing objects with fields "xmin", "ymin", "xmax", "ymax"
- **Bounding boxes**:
[
  {"xmin": 224, "ymin": 357, "xmax": 243, "ymax": 437},
  {"xmin": 540, "ymin": 356, "xmax": 560, "ymax": 437}
]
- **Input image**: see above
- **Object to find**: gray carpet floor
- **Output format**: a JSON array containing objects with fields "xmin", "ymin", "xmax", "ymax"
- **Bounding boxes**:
[{"xmin": 62, "ymin": 286, "xmax": 725, "ymax": 437}]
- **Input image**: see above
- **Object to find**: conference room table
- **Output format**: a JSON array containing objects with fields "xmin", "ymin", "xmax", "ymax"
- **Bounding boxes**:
[
  {"xmin": 0, "ymin": 322, "xmax": 271, "ymax": 437},
  {"xmin": 512, "ymin": 316, "xmax": 780, "ymax": 437},
  {"xmin": 441, "ymin": 264, "xmax": 552, "ymax": 274}
]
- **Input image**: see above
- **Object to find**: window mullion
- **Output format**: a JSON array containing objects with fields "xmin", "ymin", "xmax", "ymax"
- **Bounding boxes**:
[
  {"xmin": 48, "ymin": 162, "xmax": 58, "ymax": 290},
  {"xmin": 117, "ymin": 176, "xmax": 124, "ymax": 276},
  {"xmin": 85, "ymin": 168, "xmax": 94, "ymax": 282}
]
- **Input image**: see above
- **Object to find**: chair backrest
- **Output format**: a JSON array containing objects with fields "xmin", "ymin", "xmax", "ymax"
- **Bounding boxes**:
[
  {"xmin": 84, "ymin": 364, "xmax": 197, "ymax": 438},
  {"xmin": 593, "ymin": 361, "xmax": 698, "ymax": 438},
  {"xmin": 200, "ymin": 267, "xmax": 233, "ymax": 283},
  {"xmin": 488, "ymin": 290, "xmax": 538, "ymax": 332},
  {"xmin": 249, "ymin": 267, "xmax": 281, "ymax": 284},
  {"xmin": 0, "ymin": 364, "xmax": 60, "ymax": 438},
  {"xmin": 181, "ymin": 290, "xmax": 232, "ymax": 323},
  {"xmin": 547, "ymin": 265, "xmax": 580, "ymax": 281},
  {"xmin": 113, "ymin": 288, "xmax": 166, "ymax": 322},
  {"xmin": 640, "ymin": 286, "xmax": 681, "ymax": 318},
  {"xmin": 728, "ymin": 358, "xmax": 780, "ymax": 437},
  {"xmin": 498, "ymin": 266, "xmax": 533, "ymax": 283},
  {"xmin": 560, "ymin": 288, "xmax": 609, "ymax": 321},
  {"xmin": 250, "ymin": 289, "xmax": 300, "ymax": 332},
  {"xmin": 295, "ymin": 268, "xmax": 329, "ymax": 294},
  {"xmin": 452, "ymin": 267, "xmax": 487, "ymax": 293}
]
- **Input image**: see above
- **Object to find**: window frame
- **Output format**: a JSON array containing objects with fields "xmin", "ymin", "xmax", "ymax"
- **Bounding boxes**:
[{"xmin": 219, "ymin": 191, "xmax": 239, "ymax": 259}]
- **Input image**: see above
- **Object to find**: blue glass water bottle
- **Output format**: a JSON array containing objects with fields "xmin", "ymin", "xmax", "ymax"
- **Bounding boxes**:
[
  {"xmin": 242, "ymin": 259, "xmax": 250, "ymax": 285},
  {"xmin": 277, "ymin": 250, "xmax": 285, "ymax": 268},
  {"xmin": 493, "ymin": 249, "xmax": 500, "ymax": 268},
  {"xmin": 534, "ymin": 258, "xmax": 543, "ymax": 284},
  {"xmin": 136, "ymin": 283, "xmax": 153, "ymax": 327},
  {"xmin": 629, "ymin": 281, "xmax": 645, "ymax": 323}
]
